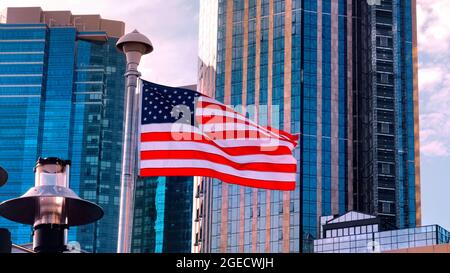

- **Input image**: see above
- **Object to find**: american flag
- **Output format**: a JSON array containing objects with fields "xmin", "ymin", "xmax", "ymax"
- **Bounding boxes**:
[{"xmin": 139, "ymin": 80, "xmax": 298, "ymax": 191}]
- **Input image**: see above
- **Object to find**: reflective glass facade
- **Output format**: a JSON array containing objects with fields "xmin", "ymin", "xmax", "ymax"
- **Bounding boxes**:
[
  {"xmin": 196, "ymin": 0, "xmax": 420, "ymax": 253},
  {"xmin": 0, "ymin": 22, "xmax": 125, "ymax": 252},
  {"xmin": 353, "ymin": 0, "xmax": 421, "ymax": 229},
  {"xmin": 131, "ymin": 176, "xmax": 194, "ymax": 253}
]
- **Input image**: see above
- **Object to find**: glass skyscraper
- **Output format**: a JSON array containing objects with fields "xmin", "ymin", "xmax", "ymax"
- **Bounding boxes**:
[
  {"xmin": 0, "ymin": 7, "xmax": 126, "ymax": 252},
  {"xmin": 194, "ymin": 0, "xmax": 420, "ymax": 253},
  {"xmin": 353, "ymin": 0, "xmax": 421, "ymax": 230}
]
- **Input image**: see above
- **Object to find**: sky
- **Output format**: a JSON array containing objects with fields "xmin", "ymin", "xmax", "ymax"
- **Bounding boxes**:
[{"xmin": 0, "ymin": 0, "xmax": 448, "ymax": 230}]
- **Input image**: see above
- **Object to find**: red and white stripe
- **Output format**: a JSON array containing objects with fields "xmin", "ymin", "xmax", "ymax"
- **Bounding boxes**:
[{"xmin": 139, "ymin": 96, "xmax": 298, "ymax": 191}]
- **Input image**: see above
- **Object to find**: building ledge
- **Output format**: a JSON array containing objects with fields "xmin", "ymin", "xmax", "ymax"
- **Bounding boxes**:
[{"xmin": 77, "ymin": 31, "xmax": 108, "ymax": 42}]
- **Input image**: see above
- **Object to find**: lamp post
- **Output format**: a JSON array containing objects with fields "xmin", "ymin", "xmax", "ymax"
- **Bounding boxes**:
[
  {"xmin": 116, "ymin": 30, "xmax": 153, "ymax": 253},
  {"xmin": 0, "ymin": 157, "xmax": 103, "ymax": 253}
]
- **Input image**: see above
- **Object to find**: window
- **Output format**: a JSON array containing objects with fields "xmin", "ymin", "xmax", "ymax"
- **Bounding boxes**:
[
  {"xmin": 361, "ymin": 226, "xmax": 367, "ymax": 234},
  {"xmin": 382, "ymin": 202, "xmax": 391, "ymax": 213},
  {"xmin": 380, "ymin": 73, "xmax": 389, "ymax": 83},
  {"xmin": 381, "ymin": 123, "xmax": 390, "ymax": 134},
  {"xmin": 381, "ymin": 164, "xmax": 391, "ymax": 174}
]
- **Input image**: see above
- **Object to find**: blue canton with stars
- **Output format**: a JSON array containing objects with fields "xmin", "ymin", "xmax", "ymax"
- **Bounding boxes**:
[{"xmin": 141, "ymin": 80, "xmax": 202, "ymax": 126}]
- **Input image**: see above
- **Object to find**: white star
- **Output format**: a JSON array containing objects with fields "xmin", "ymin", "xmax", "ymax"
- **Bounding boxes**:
[
  {"xmin": 154, "ymin": 106, "xmax": 157, "ymax": 109},
  {"xmin": 164, "ymin": 89, "xmax": 167, "ymax": 93},
  {"xmin": 172, "ymin": 100, "xmax": 176, "ymax": 104},
  {"xmin": 145, "ymin": 89, "xmax": 148, "ymax": 92},
  {"xmin": 144, "ymin": 118, "xmax": 147, "ymax": 121},
  {"xmin": 145, "ymin": 97, "xmax": 148, "ymax": 100},
  {"xmin": 184, "ymin": 92, "xmax": 188, "ymax": 95},
  {"xmin": 164, "ymin": 116, "xmax": 167, "ymax": 119},
  {"xmin": 168, "ymin": 95, "xmax": 172, "ymax": 98},
  {"xmin": 165, "ymin": 106, "xmax": 169, "ymax": 109},
  {"xmin": 160, "ymin": 101, "xmax": 163, "ymax": 105},
  {"xmin": 150, "ymin": 93, "xmax": 154, "ymax": 96},
  {"xmin": 158, "ymin": 110, "xmax": 162, "ymax": 114},
  {"xmin": 182, "ymin": 101, "xmax": 186, "ymax": 104},
  {"xmin": 178, "ymin": 96, "xmax": 182, "ymax": 99},
  {"xmin": 144, "ymin": 107, "xmax": 148, "ymax": 110},
  {"xmin": 153, "ymin": 116, "xmax": 157, "ymax": 120},
  {"xmin": 155, "ymin": 97, "xmax": 159, "ymax": 100},
  {"xmin": 174, "ymin": 91, "xmax": 177, "ymax": 94}
]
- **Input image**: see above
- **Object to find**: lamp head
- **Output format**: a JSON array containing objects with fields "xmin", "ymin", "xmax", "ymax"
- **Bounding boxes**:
[
  {"xmin": 116, "ymin": 29, "xmax": 153, "ymax": 67},
  {"xmin": 0, "ymin": 157, "xmax": 103, "ymax": 227}
]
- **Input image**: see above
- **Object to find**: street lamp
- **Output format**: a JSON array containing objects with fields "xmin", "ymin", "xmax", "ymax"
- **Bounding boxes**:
[
  {"xmin": 0, "ymin": 157, "xmax": 103, "ymax": 253},
  {"xmin": 116, "ymin": 30, "xmax": 153, "ymax": 253}
]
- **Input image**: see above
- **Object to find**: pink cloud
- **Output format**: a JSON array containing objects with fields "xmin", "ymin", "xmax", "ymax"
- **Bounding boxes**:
[
  {"xmin": 417, "ymin": 0, "xmax": 450, "ymax": 54},
  {"xmin": 419, "ymin": 66, "xmax": 445, "ymax": 93},
  {"xmin": 421, "ymin": 141, "xmax": 450, "ymax": 157}
]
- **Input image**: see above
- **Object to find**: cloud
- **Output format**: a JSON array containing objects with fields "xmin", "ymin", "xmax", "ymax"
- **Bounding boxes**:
[
  {"xmin": 419, "ymin": 66, "xmax": 445, "ymax": 93},
  {"xmin": 421, "ymin": 141, "xmax": 450, "ymax": 157},
  {"xmin": 417, "ymin": 0, "xmax": 450, "ymax": 158},
  {"xmin": 417, "ymin": 0, "xmax": 450, "ymax": 55}
]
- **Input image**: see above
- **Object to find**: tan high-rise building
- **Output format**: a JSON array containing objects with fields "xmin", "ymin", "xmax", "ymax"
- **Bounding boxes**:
[{"xmin": 193, "ymin": 0, "xmax": 421, "ymax": 253}]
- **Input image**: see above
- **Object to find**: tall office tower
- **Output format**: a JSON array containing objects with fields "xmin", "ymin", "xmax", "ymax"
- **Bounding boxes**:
[
  {"xmin": 0, "ymin": 7, "xmax": 126, "ymax": 252},
  {"xmin": 194, "ymin": 0, "xmax": 420, "ymax": 253},
  {"xmin": 131, "ymin": 85, "xmax": 196, "ymax": 253},
  {"xmin": 353, "ymin": 0, "xmax": 421, "ymax": 229}
]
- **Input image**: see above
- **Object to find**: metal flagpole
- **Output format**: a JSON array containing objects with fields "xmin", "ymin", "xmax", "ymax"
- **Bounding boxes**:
[{"xmin": 116, "ymin": 30, "xmax": 153, "ymax": 253}]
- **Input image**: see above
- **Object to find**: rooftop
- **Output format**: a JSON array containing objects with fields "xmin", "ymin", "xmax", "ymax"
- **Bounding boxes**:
[{"xmin": 1, "ymin": 7, "xmax": 124, "ymax": 38}]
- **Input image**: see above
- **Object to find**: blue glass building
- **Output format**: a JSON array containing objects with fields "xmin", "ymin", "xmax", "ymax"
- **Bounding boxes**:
[
  {"xmin": 195, "ymin": 0, "xmax": 421, "ymax": 253},
  {"xmin": 131, "ymin": 176, "xmax": 194, "ymax": 253},
  {"xmin": 0, "ymin": 7, "xmax": 126, "ymax": 252}
]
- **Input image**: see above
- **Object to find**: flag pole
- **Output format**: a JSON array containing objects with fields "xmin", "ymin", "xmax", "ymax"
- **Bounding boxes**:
[{"xmin": 116, "ymin": 30, "xmax": 153, "ymax": 253}]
